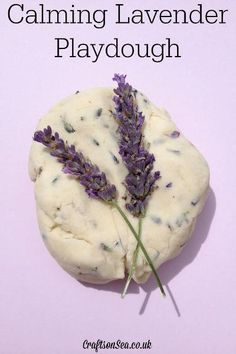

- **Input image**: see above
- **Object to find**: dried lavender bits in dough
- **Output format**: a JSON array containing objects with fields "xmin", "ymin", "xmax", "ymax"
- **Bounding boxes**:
[{"xmin": 29, "ymin": 88, "xmax": 209, "ymax": 284}]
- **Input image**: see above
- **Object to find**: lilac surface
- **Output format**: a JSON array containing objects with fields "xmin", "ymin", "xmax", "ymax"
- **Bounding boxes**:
[{"xmin": 1, "ymin": 0, "xmax": 236, "ymax": 353}]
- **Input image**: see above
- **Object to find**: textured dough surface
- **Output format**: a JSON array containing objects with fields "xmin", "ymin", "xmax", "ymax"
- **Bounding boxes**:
[{"xmin": 29, "ymin": 88, "xmax": 209, "ymax": 284}]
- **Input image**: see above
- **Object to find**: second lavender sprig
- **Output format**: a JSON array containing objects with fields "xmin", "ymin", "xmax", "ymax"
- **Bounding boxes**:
[
  {"xmin": 113, "ymin": 74, "xmax": 165, "ymax": 297},
  {"xmin": 113, "ymin": 74, "xmax": 161, "ymax": 217}
]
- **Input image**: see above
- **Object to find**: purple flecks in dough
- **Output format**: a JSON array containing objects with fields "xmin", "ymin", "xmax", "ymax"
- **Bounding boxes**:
[
  {"xmin": 110, "ymin": 152, "xmax": 119, "ymax": 164},
  {"xmin": 52, "ymin": 176, "xmax": 60, "ymax": 184},
  {"xmin": 114, "ymin": 240, "xmax": 120, "ymax": 247},
  {"xmin": 167, "ymin": 148, "xmax": 181, "ymax": 155},
  {"xmin": 96, "ymin": 108, "xmax": 103, "ymax": 117},
  {"xmin": 63, "ymin": 121, "xmax": 75, "ymax": 133},
  {"xmin": 100, "ymin": 243, "xmax": 112, "ymax": 252},
  {"xmin": 151, "ymin": 216, "xmax": 162, "ymax": 224},
  {"xmin": 170, "ymin": 131, "xmax": 180, "ymax": 138},
  {"xmin": 191, "ymin": 198, "xmax": 200, "ymax": 206},
  {"xmin": 92, "ymin": 138, "xmax": 100, "ymax": 146}
]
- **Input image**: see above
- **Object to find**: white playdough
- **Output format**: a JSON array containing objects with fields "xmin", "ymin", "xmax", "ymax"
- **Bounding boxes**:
[{"xmin": 29, "ymin": 88, "xmax": 209, "ymax": 284}]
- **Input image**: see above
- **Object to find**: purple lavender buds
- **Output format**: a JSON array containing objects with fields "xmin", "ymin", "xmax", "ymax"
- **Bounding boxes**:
[
  {"xmin": 112, "ymin": 74, "xmax": 160, "ymax": 217},
  {"xmin": 33, "ymin": 126, "xmax": 117, "ymax": 202}
]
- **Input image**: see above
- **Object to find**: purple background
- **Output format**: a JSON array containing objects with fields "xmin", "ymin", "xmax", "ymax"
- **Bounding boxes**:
[{"xmin": 1, "ymin": 0, "xmax": 236, "ymax": 353}]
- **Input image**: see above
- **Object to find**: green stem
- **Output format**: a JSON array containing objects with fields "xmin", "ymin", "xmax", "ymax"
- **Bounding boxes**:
[
  {"xmin": 111, "ymin": 202, "xmax": 166, "ymax": 297},
  {"xmin": 122, "ymin": 217, "xmax": 142, "ymax": 298}
]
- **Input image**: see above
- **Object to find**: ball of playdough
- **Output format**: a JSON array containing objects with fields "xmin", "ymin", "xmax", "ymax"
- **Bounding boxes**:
[{"xmin": 29, "ymin": 88, "xmax": 209, "ymax": 284}]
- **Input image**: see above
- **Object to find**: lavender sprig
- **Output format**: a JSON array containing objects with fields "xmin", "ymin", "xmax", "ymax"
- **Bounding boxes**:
[
  {"xmin": 113, "ymin": 74, "xmax": 160, "ymax": 217},
  {"xmin": 113, "ymin": 74, "xmax": 165, "ymax": 297},
  {"xmin": 33, "ymin": 126, "xmax": 163, "ymax": 296},
  {"xmin": 33, "ymin": 126, "xmax": 116, "ymax": 202}
]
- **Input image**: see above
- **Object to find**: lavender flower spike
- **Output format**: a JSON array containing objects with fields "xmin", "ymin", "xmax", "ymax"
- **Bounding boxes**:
[
  {"xmin": 113, "ymin": 74, "xmax": 160, "ymax": 217},
  {"xmin": 33, "ymin": 126, "xmax": 117, "ymax": 202}
]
